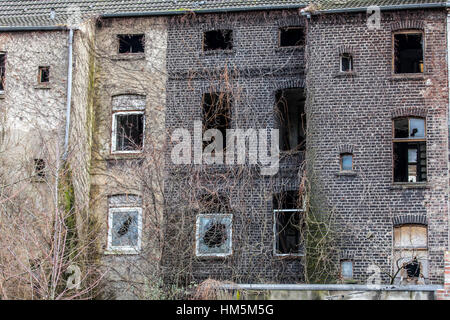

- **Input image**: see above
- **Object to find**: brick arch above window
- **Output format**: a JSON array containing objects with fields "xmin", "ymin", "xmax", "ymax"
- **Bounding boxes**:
[
  {"xmin": 391, "ymin": 106, "xmax": 427, "ymax": 119},
  {"xmin": 337, "ymin": 143, "xmax": 356, "ymax": 154},
  {"xmin": 276, "ymin": 16, "xmax": 304, "ymax": 27},
  {"xmin": 392, "ymin": 215, "xmax": 427, "ymax": 227},
  {"xmin": 337, "ymin": 45, "xmax": 355, "ymax": 55},
  {"xmin": 108, "ymin": 194, "xmax": 142, "ymax": 208},
  {"xmin": 339, "ymin": 249, "xmax": 354, "ymax": 261},
  {"xmin": 270, "ymin": 78, "xmax": 306, "ymax": 92},
  {"xmin": 390, "ymin": 20, "xmax": 424, "ymax": 32},
  {"xmin": 112, "ymin": 93, "xmax": 146, "ymax": 111}
]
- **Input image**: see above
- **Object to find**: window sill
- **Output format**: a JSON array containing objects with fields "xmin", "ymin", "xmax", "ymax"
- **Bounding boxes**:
[
  {"xmin": 201, "ymin": 49, "xmax": 235, "ymax": 56},
  {"xmin": 275, "ymin": 46, "xmax": 303, "ymax": 52},
  {"xmin": 334, "ymin": 71, "xmax": 357, "ymax": 78},
  {"xmin": 389, "ymin": 74, "xmax": 425, "ymax": 81},
  {"xmin": 336, "ymin": 171, "xmax": 357, "ymax": 177},
  {"xmin": 111, "ymin": 53, "xmax": 145, "ymax": 61},
  {"xmin": 390, "ymin": 182, "xmax": 428, "ymax": 190},
  {"xmin": 104, "ymin": 249, "xmax": 140, "ymax": 255},
  {"xmin": 106, "ymin": 153, "xmax": 145, "ymax": 161},
  {"xmin": 274, "ymin": 254, "xmax": 304, "ymax": 260},
  {"xmin": 0, "ymin": 92, "xmax": 4, "ymax": 99},
  {"xmin": 34, "ymin": 84, "xmax": 51, "ymax": 90},
  {"xmin": 196, "ymin": 254, "xmax": 232, "ymax": 259}
]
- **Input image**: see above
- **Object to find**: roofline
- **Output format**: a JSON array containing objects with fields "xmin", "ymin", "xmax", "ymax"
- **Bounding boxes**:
[
  {"xmin": 0, "ymin": 25, "xmax": 69, "ymax": 32},
  {"xmin": 316, "ymin": 2, "xmax": 448, "ymax": 14}
]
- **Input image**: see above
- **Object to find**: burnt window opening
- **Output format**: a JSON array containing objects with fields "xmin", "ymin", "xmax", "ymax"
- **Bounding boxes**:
[
  {"xmin": 202, "ymin": 92, "xmax": 231, "ymax": 152},
  {"xmin": 203, "ymin": 30, "xmax": 233, "ymax": 51},
  {"xmin": 34, "ymin": 159, "xmax": 46, "ymax": 178},
  {"xmin": 340, "ymin": 153, "xmax": 353, "ymax": 171},
  {"xmin": 196, "ymin": 214, "xmax": 232, "ymax": 256},
  {"xmin": 393, "ymin": 117, "xmax": 426, "ymax": 183},
  {"xmin": 279, "ymin": 27, "xmax": 304, "ymax": 47},
  {"xmin": 273, "ymin": 191, "xmax": 304, "ymax": 256},
  {"xmin": 404, "ymin": 257, "xmax": 421, "ymax": 278},
  {"xmin": 394, "ymin": 32, "xmax": 423, "ymax": 74},
  {"xmin": 340, "ymin": 53, "xmax": 353, "ymax": 72},
  {"xmin": 118, "ymin": 34, "xmax": 145, "ymax": 54},
  {"xmin": 0, "ymin": 53, "xmax": 5, "ymax": 92},
  {"xmin": 113, "ymin": 112, "xmax": 144, "ymax": 152},
  {"xmin": 275, "ymin": 88, "xmax": 306, "ymax": 152},
  {"xmin": 38, "ymin": 66, "xmax": 50, "ymax": 83}
]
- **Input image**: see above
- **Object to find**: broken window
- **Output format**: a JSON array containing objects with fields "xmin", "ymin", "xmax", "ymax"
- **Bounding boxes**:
[
  {"xmin": 393, "ymin": 117, "xmax": 426, "ymax": 183},
  {"xmin": 0, "ymin": 53, "xmax": 5, "ymax": 92},
  {"xmin": 341, "ymin": 260, "xmax": 353, "ymax": 279},
  {"xmin": 340, "ymin": 153, "xmax": 353, "ymax": 171},
  {"xmin": 196, "ymin": 214, "xmax": 232, "ymax": 257},
  {"xmin": 38, "ymin": 66, "xmax": 50, "ymax": 84},
  {"xmin": 202, "ymin": 92, "xmax": 231, "ymax": 152},
  {"xmin": 393, "ymin": 224, "xmax": 428, "ymax": 283},
  {"xmin": 203, "ymin": 30, "xmax": 233, "ymax": 51},
  {"xmin": 118, "ymin": 34, "xmax": 145, "ymax": 54},
  {"xmin": 273, "ymin": 191, "xmax": 304, "ymax": 256},
  {"xmin": 34, "ymin": 159, "xmax": 46, "ymax": 178},
  {"xmin": 340, "ymin": 53, "xmax": 353, "ymax": 72},
  {"xmin": 279, "ymin": 27, "xmax": 304, "ymax": 47},
  {"xmin": 393, "ymin": 32, "xmax": 423, "ymax": 74},
  {"xmin": 107, "ymin": 207, "xmax": 142, "ymax": 253},
  {"xmin": 112, "ymin": 112, "xmax": 144, "ymax": 153},
  {"xmin": 275, "ymin": 88, "xmax": 306, "ymax": 152}
]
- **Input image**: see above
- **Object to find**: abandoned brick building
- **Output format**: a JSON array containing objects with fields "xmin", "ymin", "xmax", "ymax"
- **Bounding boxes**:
[{"xmin": 0, "ymin": 0, "xmax": 449, "ymax": 298}]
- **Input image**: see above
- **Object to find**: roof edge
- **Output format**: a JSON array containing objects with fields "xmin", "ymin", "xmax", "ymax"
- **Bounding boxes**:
[
  {"xmin": 0, "ymin": 26, "xmax": 69, "ymax": 32},
  {"xmin": 315, "ymin": 2, "xmax": 447, "ymax": 14}
]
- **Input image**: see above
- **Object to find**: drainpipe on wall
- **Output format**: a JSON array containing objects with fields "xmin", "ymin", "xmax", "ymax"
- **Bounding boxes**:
[{"xmin": 62, "ymin": 28, "xmax": 74, "ymax": 161}]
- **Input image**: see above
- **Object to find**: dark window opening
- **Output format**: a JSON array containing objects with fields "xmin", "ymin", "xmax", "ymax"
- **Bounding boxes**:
[
  {"xmin": 202, "ymin": 92, "xmax": 231, "ymax": 152},
  {"xmin": 203, "ymin": 221, "xmax": 228, "ymax": 248},
  {"xmin": 0, "ymin": 53, "xmax": 5, "ymax": 92},
  {"xmin": 340, "ymin": 53, "xmax": 353, "ymax": 72},
  {"xmin": 273, "ymin": 191, "xmax": 303, "ymax": 255},
  {"xmin": 394, "ymin": 32, "xmax": 423, "ymax": 74},
  {"xmin": 203, "ymin": 30, "xmax": 233, "ymax": 51},
  {"xmin": 279, "ymin": 27, "xmax": 304, "ymax": 47},
  {"xmin": 404, "ymin": 257, "xmax": 421, "ymax": 278},
  {"xmin": 393, "ymin": 117, "xmax": 426, "ymax": 183},
  {"xmin": 38, "ymin": 66, "xmax": 50, "ymax": 83},
  {"xmin": 34, "ymin": 159, "xmax": 46, "ymax": 178},
  {"xmin": 275, "ymin": 88, "xmax": 306, "ymax": 152},
  {"xmin": 118, "ymin": 34, "xmax": 145, "ymax": 54},
  {"xmin": 114, "ymin": 113, "xmax": 144, "ymax": 152}
]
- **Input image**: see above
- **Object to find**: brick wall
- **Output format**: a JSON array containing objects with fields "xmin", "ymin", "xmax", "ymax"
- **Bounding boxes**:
[{"xmin": 436, "ymin": 251, "xmax": 450, "ymax": 300}]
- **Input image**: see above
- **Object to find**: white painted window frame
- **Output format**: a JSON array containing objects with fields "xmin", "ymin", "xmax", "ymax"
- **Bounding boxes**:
[
  {"xmin": 111, "ymin": 111, "xmax": 145, "ymax": 154},
  {"xmin": 195, "ymin": 213, "xmax": 233, "ymax": 257},
  {"xmin": 273, "ymin": 208, "xmax": 304, "ymax": 257},
  {"xmin": 106, "ymin": 207, "xmax": 142, "ymax": 254}
]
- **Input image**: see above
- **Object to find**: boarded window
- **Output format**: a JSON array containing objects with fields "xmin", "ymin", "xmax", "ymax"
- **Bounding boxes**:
[
  {"xmin": 202, "ymin": 92, "xmax": 231, "ymax": 152},
  {"xmin": 393, "ymin": 32, "xmax": 423, "ymax": 74},
  {"xmin": 118, "ymin": 34, "xmax": 145, "ymax": 54},
  {"xmin": 273, "ymin": 191, "xmax": 304, "ymax": 256},
  {"xmin": 112, "ymin": 112, "xmax": 144, "ymax": 152},
  {"xmin": 196, "ymin": 214, "xmax": 232, "ymax": 256},
  {"xmin": 203, "ymin": 30, "xmax": 233, "ymax": 51},
  {"xmin": 340, "ymin": 53, "xmax": 353, "ymax": 72},
  {"xmin": 107, "ymin": 207, "xmax": 142, "ymax": 253},
  {"xmin": 279, "ymin": 27, "xmax": 304, "ymax": 47},
  {"xmin": 0, "ymin": 53, "xmax": 5, "ymax": 92},
  {"xmin": 393, "ymin": 224, "xmax": 428, "ymax": 282},
  {"xmin": 38, "ymin": 66, "xmax": 50, "ymax": 83},
  {"xmin": 393, "ymin": 117, "xmax": 426, "ymax": 183},
  {"xmin": 275, "ymin": 88, "xmax": 306, "ymax": 152}
]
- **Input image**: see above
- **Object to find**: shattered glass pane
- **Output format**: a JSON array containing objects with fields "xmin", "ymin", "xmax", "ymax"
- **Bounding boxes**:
[
  {"xmin": 111, "ymin": 210, "xmax": 139, "ymax": 247},
  {"xmin": 197, "ymin": 215, "xmax": 232, "ymax": 255}
]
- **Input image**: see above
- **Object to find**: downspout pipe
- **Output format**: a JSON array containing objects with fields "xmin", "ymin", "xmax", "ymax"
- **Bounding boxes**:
[{"xmin": 62, "ymin": 28, "xmax": 73, "ymax": 161}]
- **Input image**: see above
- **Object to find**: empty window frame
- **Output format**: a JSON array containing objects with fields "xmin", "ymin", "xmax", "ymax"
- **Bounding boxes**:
[
  {"xmin": 202, "ymin": 92, "xmax": 231, "ymax": 152},
  {"xmin": 112, "ymin": 111, "xmax": 145, "ymax": 153},
  {"xmin": 107, "ymin": 207, "xmax": 142, "ymax": 253},
  {"xmin": 275, "ymin": 88, "xmax": 306, "ymax": 152},
  {"xmin": 340, "ymin": 153, "xmax": 353, "ymax": 171},
  {"xmin": 393, "ymin": 117, "xmax": 426, "ymax": 183},
  {"xmin": 279, "ymin": 27, "xmax": 304, "ymax": 47},
  {"xmin": 203, "ymin": 30, "xmax": 233, "ymax": 51},
  {"xmin": 196, "ymin": 214, "xmax": 232, "ymax": 257},
  {"xmin": 340, "ymin": 53, "xmax": 353, "ymax": 72},
  {"xmin": 340, "ymin": 260, "xmax": 353, "ymax": 279},
  {"xmin": 393, "ymin": 31, "xmax": 424, "ymax": 74},
  {"xmin": 38, "ymin": 66, "xmax": 50, "ymax": 84},
  {"xmin": 393, "ymin": 224, "xmax": 428, "ymax": 281},
  {"xmin": 0, "ymin": 53, "xmax": 5, "ymax": 92},
  {"xmin": 118, "ymin": 34, "xmax": 145, "ymax": 54},
  {"xmin": 273, "ymin": 191, "xmax": 304, "ymax": 256},
  {"xmin": 33, "ymin": 159, "xmax": 46, "ymax": 178}
]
